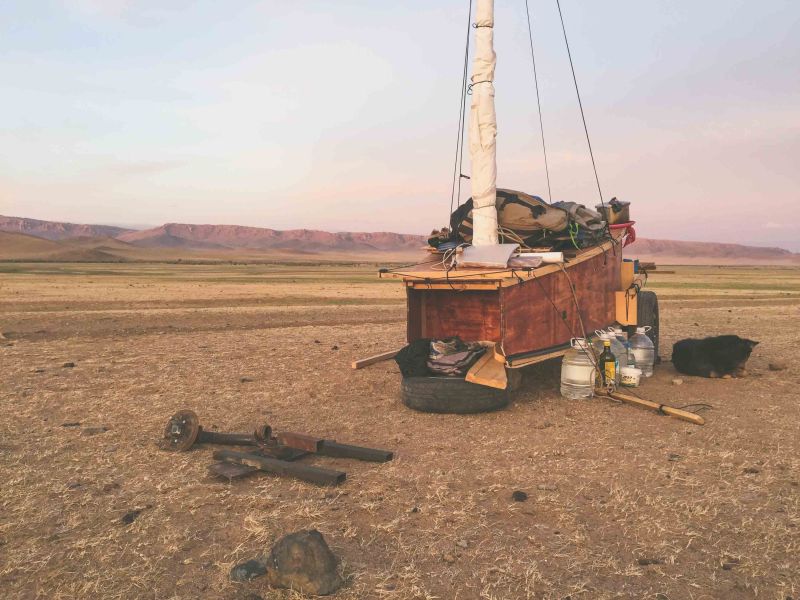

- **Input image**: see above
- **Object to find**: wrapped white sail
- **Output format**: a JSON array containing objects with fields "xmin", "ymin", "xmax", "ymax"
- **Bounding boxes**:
[{"xmin": 469, "ymin": 0, "xmax": 499, "ymax": 246}]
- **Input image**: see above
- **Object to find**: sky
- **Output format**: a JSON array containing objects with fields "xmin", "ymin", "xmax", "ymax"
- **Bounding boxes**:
[{"xmin": 1, "ymin": 0, "xmax": 798, "ymax": 250}]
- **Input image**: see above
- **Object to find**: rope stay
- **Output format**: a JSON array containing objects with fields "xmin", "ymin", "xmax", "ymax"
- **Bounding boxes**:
[
  {"xmin": 555, "ymin": 0, "xmax": 605, "ymax": 210},
  {"xmin": 448, "ymin": 0, "xmax": 608, "ymax": 223},
  {"xmin": 449, "ymin": 0, "xmax": 474, "ymax": 221},
  {"xmin": 524, "ymin": 0, "xmax": 552, "ymax": 203}
]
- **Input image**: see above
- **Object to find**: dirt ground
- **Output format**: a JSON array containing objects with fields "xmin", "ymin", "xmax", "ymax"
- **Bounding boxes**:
[{"xmin": 1, "ymin": 263, "xmax": 798, "ymax": 600}]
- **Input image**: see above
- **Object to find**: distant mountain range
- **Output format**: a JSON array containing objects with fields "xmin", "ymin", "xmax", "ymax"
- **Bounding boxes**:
[{"xmin": 1, "ymin": 215, "xmax": 798, "ymax": 265}]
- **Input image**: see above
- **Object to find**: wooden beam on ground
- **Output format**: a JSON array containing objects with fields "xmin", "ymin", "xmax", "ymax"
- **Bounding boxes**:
[
  {"xmin": 351, "ymin": 349, "xmax": 400, "ymax": 370},
  {"xmin": 596, "ymin": 388, "xmax": 705, "ymax": 426}
]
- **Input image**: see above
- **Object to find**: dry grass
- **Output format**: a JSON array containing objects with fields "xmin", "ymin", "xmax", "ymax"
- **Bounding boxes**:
[{"xmin": 1, "ymin": 263, "xmax": 798, "ymax": 599}]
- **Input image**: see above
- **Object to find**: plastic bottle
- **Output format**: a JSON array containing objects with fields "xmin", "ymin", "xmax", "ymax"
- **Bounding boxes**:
[
  {"xmin": 560, "ymin": 338, "xmax": 596, "ymax": 399},
  {"xmin": 598, "ymin": 340, "xmax": 617, "ymax": 388},
  {"xmin": 608, "ymin": 326, "xmax": 636, "ymax": 368},
  {"xmin": 629, "ymin": 326, "xmax": 655, "ymax": 377}
]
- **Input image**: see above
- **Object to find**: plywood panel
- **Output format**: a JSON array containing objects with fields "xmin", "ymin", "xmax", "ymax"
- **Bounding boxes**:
[
  {"xmin": 407, "ymin": 289, "xmax": 501, "ymax": 343},
  {"xmin": 501, "ymin": 249, "xmax": 621, "ymax": 357}
]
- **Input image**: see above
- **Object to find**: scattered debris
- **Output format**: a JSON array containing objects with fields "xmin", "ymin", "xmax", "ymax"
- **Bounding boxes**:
[
  {"xmin": 511, "ymin": 490, "xmax": 528, "ymax": 502},
  {"xmin": 331, "ymin": 345, "xmax": 339, "ymax": 351},
  {"xmin": 160, "ymin": 409, "xmax": 393, "ymax": 486},
  {"xmin": 671, "ymin": 378, "xmax": 683, "ymax": 386},
  {"xmin": 81, "ymin": 426, "xmax": 109, "ymax": 436},
  {"xmin": 668, "ymin": 454, "xmax": 682, "ymax": 461},
  {"xmin": 721, "ymin": 557, "xmax": 740, "ymax": 570},
  {"xmin": 456, "ymin": 539, "xmax": 468, "ymax": 548},
  {"xmin": 62, "ymin": 362, "xmax": 75, "ymax": 368},
  {"xmin": 240, "ymin": 377, "xmax": 254, "ymax": 383},
  {"xmin": 230, "ymin": 558, "xmax": 268, "ymax": 582},
  {"xmin": 66, "ymin": 481, "xmax": 83, "ymax": 490},
  {"xmin": 32, "ymin": 368, "xmax": 45, "ymax": 374},
  {"xmin": 768, "ymin": 361, "xmax": 787, "ymax": 371},
  {"xmin": 743, "ymin": 466, "xmax": 760, "ymax": 474},
  {"xmin": 266, "ymin": 530, "xmax": 343, "ymax": 596},
  {"xmin": 410, "ymin": 506, "xmax": 419, "ymax": 513},
  {"xmin": 442, "ymin": 553, "xmax": 456, "ymax": 564},
  {"xmin": 61, "ymin": 422, "xmax": 81, "ymax": 428},
  {"xmin": 637, "ymin": 558, "xmax": 665, "ymax": 566}
]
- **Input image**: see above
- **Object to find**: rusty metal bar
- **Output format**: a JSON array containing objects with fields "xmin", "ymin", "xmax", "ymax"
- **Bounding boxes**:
[
  {"xmin": 213, "ymin": 450, "xmax": 346, "ymax": 486},
  {"xmin": 197, "ymin": 430, "xmax": 259, "ymax": 446},
  {"xmin": 276, "ymin": 432, "xmax": 322, "ymax": 453},
  {"xmin": 317, "ymin": 441, "xmax": 394, "ymax": 463}
]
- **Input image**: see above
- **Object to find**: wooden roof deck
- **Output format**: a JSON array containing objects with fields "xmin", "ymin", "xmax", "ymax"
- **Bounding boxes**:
[{"xmin": 381, "ymin": 236, "xmax": 620, "ymax": 290}]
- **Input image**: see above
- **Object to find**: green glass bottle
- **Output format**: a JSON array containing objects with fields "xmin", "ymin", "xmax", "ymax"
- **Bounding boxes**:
[{"xmin": 599, "ymin": 339, "xmax": 617, "ymax": 387}]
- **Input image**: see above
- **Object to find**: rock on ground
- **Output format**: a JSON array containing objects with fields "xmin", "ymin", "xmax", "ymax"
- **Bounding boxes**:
[{"xmin": 265, "ymin": 530, "xmax": 342, "ymax": 596}]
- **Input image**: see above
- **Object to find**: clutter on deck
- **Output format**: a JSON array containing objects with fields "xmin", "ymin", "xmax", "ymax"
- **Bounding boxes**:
[{"xmin": 159, "ymin": 410, "xmax": 393, "ymax": 486}]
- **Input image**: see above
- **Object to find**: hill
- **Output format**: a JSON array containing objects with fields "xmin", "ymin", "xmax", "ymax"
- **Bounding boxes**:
[
  {"xmin": 0, "ymin": 215, "xmax": 132, "ymax": 240},
  {"xmin": 1, "ymin": 215, "xmax": 798, "ymax": 264},
  {"xmin": 632, "ymin": 238, "xmax": 800, "ymax": 265},
  {"xmin": 117, "ymin": 223, "xmax": 425, "ymax": 253}
]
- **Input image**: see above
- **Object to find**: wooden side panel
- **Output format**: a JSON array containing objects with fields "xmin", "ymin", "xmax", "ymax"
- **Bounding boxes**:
[
  {"xmin": 501, "ymin": 250, "xmax": 621, "ymax": 357},
  {"xmin": 406, "ymin": 287, "xmax": 422, "ymax": 341},
  {"xmin": 406, "ymin": 288, "xmax": 501, "ymax": 343}
]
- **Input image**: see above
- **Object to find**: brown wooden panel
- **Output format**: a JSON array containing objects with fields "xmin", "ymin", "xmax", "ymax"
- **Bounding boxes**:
[
  {"xmin": 407, "ymin": 289, "xmax": 501, "ymax": 343},
  {"xmin": 501, "ymin": 249, "xmax": 621, "ymax": 356}
]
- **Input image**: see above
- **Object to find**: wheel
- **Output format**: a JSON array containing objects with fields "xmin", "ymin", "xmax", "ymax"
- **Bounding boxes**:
[
  {"xmin": 401, "ymin": 376, "xmax": 510, "ymax": 414},
  {"xmin": 637, "ymin": 290, "xmax": 660, "ymax": 362}
]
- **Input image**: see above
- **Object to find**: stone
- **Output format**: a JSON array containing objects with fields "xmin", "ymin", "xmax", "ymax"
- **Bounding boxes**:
[
  {"xmin": 768, "ymin": 361, "xmax": 787, "ymax": 371},
  {"xmin": 230, "ymin": 559, "xmax": 268, "ymax": 582},
  {"xmin": 121, "ymin": 509, "xmax": 142, "ymax": 525},
  {"xmin": 442, "ymin": 553, "xmax": 456, "ymax": 564},
  {"xmin": 511, "ymin": 490, "xmax": 528, "ymax": 502},
  {"xmin": 240, "ymin": 377, "xmax": 254, "ymax": 383},
  {"xmin": 743, "ymin": 466, "xmax": 760, "ymax": 474},
  {"xmin": 63, "ymin": 362, "xmax": 75, "ymax": 368},
  {"xmin": 456, "ymin": 539, "xmax": 468, "ymax": 548},
  {"xmin": 265, "ymin": 530, "xmax": 342, "ymax": 596},
  {"xmin": 671, "ymin": 378, "xmax": 683, "ymax": 386},
  {"xmin": 637, "ymin": 558, "xmax": 664, "ymax": 566}
]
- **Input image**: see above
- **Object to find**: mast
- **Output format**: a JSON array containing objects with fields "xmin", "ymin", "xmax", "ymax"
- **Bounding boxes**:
[{"xmin": 469, "ymin": 0, "xmax": 499, "ymax": 246}]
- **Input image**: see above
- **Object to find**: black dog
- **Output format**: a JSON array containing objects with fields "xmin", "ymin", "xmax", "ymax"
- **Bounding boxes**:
[{"xmin": 672, "ymin": 335, "xmax": 758, "ymax": 378}]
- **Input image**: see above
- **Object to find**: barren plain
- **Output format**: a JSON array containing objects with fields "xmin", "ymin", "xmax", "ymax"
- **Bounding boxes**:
[{"xmin": 1, "ymin": 263, "xmax": 799, "ymax": 600}]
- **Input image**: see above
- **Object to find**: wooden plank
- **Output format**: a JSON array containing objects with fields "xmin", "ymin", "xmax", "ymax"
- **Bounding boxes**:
[
  {"xmin": 381, "ymin": 237, "xmax": 620, "ymax": 286},
  {"xmin": 507, "ymin": 347, "xmax": 569, "ymax": 368},
  {"xmin": 351, "ymin": 349, "xmax": 400, "ymax": 370},
  {"xmin": 620, "ymin": 261, "xmax": 635, "ymax": 290},
  {"xmin": 465, "ymin": 348, "xmax": 508, "ymax": 389},
  {"xmin": 596, "ymin": 389, "xmax": 705, "ymax": 426},
  {"xmin": 615, "ymin": 290, "xmax": 638, "ymax": 325}
]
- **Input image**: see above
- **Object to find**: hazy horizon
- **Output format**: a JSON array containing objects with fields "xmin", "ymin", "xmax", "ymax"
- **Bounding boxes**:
[{"xmin": 2, "ymin": 1, "xmax": 798, "ymax": 250}]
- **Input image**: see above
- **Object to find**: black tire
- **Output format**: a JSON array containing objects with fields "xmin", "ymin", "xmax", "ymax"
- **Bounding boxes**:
[
  {"xmin": 401, "ymin": 376, "xmax": 510, "ymax": 414},
  {"xmin": 637, "ymin": 290, "xmax": 660, "ymax": 362}
]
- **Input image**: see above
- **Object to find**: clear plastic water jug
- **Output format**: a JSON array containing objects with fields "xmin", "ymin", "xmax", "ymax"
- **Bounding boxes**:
[
  {"xmin": 560, "ymin": 338, "xmax": 596, "ymax": 399},
  {"xmin": 629, "ymin": 326, "xmax": 655, "ymax": 377},
  {"xmin": 608, "ymin": 325, "xmax": 627, "ymax": 343},
  {"xmin": 593, "ymin": 331, "xmax": 627, "ymax": 383},
  {"xmin": 608, "ymin": 326, "xmax": 636, "ymax": 368}
]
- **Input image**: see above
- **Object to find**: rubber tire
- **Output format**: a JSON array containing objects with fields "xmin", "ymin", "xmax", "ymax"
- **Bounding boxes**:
[
  {"xmin": 401, "ymin": 376, "xmax": 510, "ymax": 414},
  {"xmin": 637, "ymin": 290, "xmax": 660, "ymax": 362}
]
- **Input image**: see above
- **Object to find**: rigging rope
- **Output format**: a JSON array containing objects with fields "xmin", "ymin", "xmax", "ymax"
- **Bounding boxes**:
[
  {"xmin": 524, "ymin": 0, "xmax": 552, "ymax": 203},
  {"xmin": 449, "ymin": 0, "xmax": 474, "ymax": 222},
  {"xmin": 555, "ymin": 0, "xmax": 605, "ymax": 209}
]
